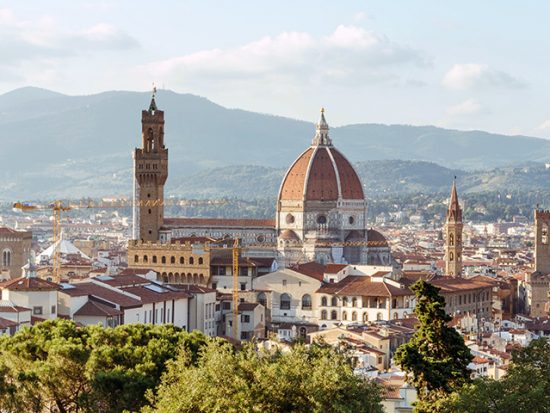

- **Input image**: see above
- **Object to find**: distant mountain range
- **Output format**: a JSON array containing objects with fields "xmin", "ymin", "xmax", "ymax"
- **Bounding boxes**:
[{"xmin": 1, "ymin": 87, "xmax": 550, "ymax": 200}]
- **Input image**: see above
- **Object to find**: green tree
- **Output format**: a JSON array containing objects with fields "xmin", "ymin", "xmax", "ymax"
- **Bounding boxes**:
[
  {"xmin": 394, "ymin": 279, "xmax": 472, "ymax": 412},
  {"xmin": 146, "ymin": 340, "xmax": 383, "ymax": 413},
  {"xmin": 442, "ymin": 338, "xmax": 550, "ymax": 413},
  {"xmin": 0, "ymin": 319, "xmax": 207, "ymax": 413}
]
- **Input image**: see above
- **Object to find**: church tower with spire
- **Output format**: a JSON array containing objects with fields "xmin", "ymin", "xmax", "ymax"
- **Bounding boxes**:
[
  {"xmin": 444, "ymin": 180, "xmax": 463, "ymax": 276},
  {"xmin": 132, "ymin": 88, "xmax": 168, "ymax": 242}
]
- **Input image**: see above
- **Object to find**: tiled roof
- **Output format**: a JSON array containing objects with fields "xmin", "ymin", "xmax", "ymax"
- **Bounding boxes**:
[
  {"xmin": 325, "ymin": 264, "xmax": 348, "ymax": 274},
  {"xmin": 2, "ymin": 277, "xmax": 59, "ymax": 291},
  {"xmin": 278, "ymin": 146, "xmax": 364, "ymax": 202},
  {"xmin": 317, "ymin": 275, "xmax": 412, "ymax": 297},
  {"xmin": 74, "ymin": 300, "xmax": 122, "ymax": 317},
  {"xmin": 99, "ymin": 274, "xmax": 151, "ymax": 288},
  {"xmin": 430, "ymin": 276, "xmax": 493, "ymax": 293},
  {"xmin": 238, "ymin": 302, "xmax": 260, "ymax": 311},
  {"xmin": 290, "ymin": 262, "xmax": 325, "ymax": 281},
  {"xmin": 122, "ymin": 285, "xmax": 192, "ymax": 304},
  {"xmin": 0, "ymin": 316, "xmax": 18, "ymax": 329},
  {"xmin": 0, "ymin": 300, "xmax": 30, "ymax": 313},
  {"xmin": 59, "ymin": 282, "xmax": 142, "ymax": 308},
  {"xmin": 163, "ymin": 218, "xmax": 275, "ymax": 228}
]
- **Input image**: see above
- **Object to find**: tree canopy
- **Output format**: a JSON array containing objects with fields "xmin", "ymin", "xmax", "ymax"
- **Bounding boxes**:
[
  {"xmin": 442, "ymin": 338, "xmax": 550, "ymax": 413},
  {"xmin": 0, "ymin": 319, "xmax": 207, "ymax": 413},
  {"xmin": 394, "ymin": 279, "xmax": 473, "ymax": 412},
  {"xmin": 146, "ymin": 340, "xmax": 384, "ymax": 413}
]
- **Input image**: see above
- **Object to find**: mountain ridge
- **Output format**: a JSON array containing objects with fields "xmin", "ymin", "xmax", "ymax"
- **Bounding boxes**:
[{"xmin": 1, "ymin": 87, "xmax": 550, "ymax": 199}]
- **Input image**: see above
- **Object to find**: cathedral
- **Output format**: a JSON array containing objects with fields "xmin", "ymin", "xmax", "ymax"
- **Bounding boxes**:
[{"xmin": 130, "ymin": 92, "xmax": 392, "ymax": 276}]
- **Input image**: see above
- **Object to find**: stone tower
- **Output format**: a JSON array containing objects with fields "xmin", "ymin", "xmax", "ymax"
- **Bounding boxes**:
[
  {"xmin": 534, "ymin": 209, "xmax": 550, "ymax": 273},
  {"xmin": 525, "ymin": 209, "xmax": 550, "ymax": 316},
  {"xmin": 444, "ymin": 181, "xmax": 463, "ymax": 276},
  {"xmin": 132, "ymin": 88, "xmax": 168, "ymax": 242}
]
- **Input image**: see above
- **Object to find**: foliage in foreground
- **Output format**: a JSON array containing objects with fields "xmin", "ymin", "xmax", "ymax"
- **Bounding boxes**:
[
  {"xmin": 145, "ymin": 340, "xmax": 384, "ymax": 413},
  {"xmin": 394, "ymin": 280, "xmax": 473, "ymax": 412},
  {"xmin": 441, "ymin": 338, "xmax": 550, "ymax": 413},
  {"xmin": 0, "ymin": 319, "xmax": 207, "ymax": 413}
]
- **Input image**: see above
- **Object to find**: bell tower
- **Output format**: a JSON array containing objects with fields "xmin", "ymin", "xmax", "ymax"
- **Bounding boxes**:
[
  {"xmin": 132, "ymin": 87, "xmax": 168, "ymax": 242},
  {"xmin": 444, "ymin": 180, "xmax": 463, "ymax": 276}
]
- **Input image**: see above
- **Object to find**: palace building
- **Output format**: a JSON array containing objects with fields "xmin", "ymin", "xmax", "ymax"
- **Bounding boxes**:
[{"xmin": 129, "ymin": 93, "xmax": 393, "ymax": 285}]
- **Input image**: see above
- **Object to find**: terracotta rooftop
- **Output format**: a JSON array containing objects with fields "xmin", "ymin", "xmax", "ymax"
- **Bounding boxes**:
[
  {"xmin": 317, "ymin": 275, "xmax": 412, "ymax": 297},
  {"xmin": 0, "ymin": 316, "xmax": 18, "ymax": 329},
  {"xmin": 290, "ymin": 261, "xmax": 326, "ymax": 281},
  {"xmin": 279, "ymin": 145, "xmax": 364, "ymax": 202},
  {"xmin": 2, "ymin": 277, "xmax": 59, "ymax": 291},
  {"xmin": 74, "ymin": 300, "xmax": 122, "ymax": 317},
  {"xmin": 163, "ymin": 218, "xmax": 275, "ymax": 228},
  {"xmin": 59, "ymin": 282, "xmax": 142, "ymax": 308},
  {"xmin": 238, "ymin": 302, "xmax": 261, "ymax": 311}
]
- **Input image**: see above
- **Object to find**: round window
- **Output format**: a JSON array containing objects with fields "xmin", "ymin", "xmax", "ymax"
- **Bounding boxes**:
[
  {"xmin": 256, "ymin": 234, "xmax": 265, "ymax": 243},
  {"xmin": 349, "ymin": 216, "xmax": 355, "ymax": 225},
  {"xmin": 317, "ymin": 215, "xmax": 327, "ymax": 224},
  {"xmin": 285, "ymin": 214, "xmax": 295, "ymax": 224}
]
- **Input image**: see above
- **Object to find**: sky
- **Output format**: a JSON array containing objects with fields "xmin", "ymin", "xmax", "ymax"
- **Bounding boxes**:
[{"xmin": 1, "ymin": 1, "xmax": 550, "ymax": 138}]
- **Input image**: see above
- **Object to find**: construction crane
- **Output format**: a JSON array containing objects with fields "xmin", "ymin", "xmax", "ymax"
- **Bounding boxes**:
[{"xmin": 13, "ymin": 199, "xmax": 178, "ymax": 281}]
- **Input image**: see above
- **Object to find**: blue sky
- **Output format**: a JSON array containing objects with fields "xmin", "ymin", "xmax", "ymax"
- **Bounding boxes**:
[{"xmin": 1, "ymin": 1, "xmax": 549, "ymax": 137}]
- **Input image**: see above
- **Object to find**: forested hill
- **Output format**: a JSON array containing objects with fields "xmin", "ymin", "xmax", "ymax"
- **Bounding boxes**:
[{"xmin": 2, "ymin": 87, "xmax": 550, "ymax": 199}]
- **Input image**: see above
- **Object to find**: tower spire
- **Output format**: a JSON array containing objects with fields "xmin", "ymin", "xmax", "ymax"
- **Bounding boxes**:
[
  {"xmin": 312, "ymin": 107, "xmax": 332, "ymax": 146},
  {"xmin": 148, "ymin": 84, "xmax": 158, "ymax": 113},
  {"xmin": 447, "ymin": 178, "xmax": 462, "ymax": 222},
  {"xmin": 444, "ymin": 179, "xmax": 463, "ymax": 276}
]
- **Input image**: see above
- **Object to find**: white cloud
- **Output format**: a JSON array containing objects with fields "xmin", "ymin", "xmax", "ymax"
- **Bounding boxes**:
[
  {"xmin": 145, "ymin": 25, "xmax": 426, "ymax": 89},
  {"xmin": 0, "ymin": 8, "xmax": 139, "ymax": 66},
  {"xmin": 537, "ymin": 120, "xmax": 550, "ymax": 131},
  {"xmin": 446, "ymin": 98, "xmax": 483, "ymax": 116},
  {"xmin": 442, "ymin": 63, "xmax": 525, "ymax": 90}
]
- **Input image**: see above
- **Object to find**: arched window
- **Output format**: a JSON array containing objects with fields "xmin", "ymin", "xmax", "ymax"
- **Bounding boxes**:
[
  {"xmin": 331, "ymin": 310, "xmax": 338, "ymax": 320},
  {"xmin": 343, "ymin": 297, "xmax": 348, "ymax": 306},
  {"xmin": 301, "ymin": 294, "xmax": 312, "ymax": 310},
  {"xmin": 171, "ymin": 256, "xmax": 175, "ymax": 264},
  {"xmin": 189, "ymin": 257, "xmax": 195, "ymax": 265},
  {"xmin": 143, "ymin": 255, "xmax": 148, "ymax": 263},
  {"xmin": 198, "ymin": 257, "xmax": 204, "ymax": 265},
  {"xmin": 352, "ymin": 311, "xmax": 357, "ymax": 321},
  {"xmin": 2, "ymin": 250, "xmax": 11, "ymax": 267},
  {"xmin": 152, "ymin": 256, "xmax": 157, "ymax": 264},
  {"xmin": 193, "ymin": 274, "xmax": 198, "ymax": 284},
  {"xmin": 393, "ymin": 312, "xmax": 399, "ymax": 320},
  {"xmin": 363, "ymin": 312, "xmax": 368, "ymax": 322},
  {"xmin": 258, "ymin": 292, "xmax": 267, "ymax": 307},
  {"xmin": 134, "ymin": 255, "xmax": 139, "ymax": 263},
  {"xmin": 161, "ymin": 256, "xmax": 166, "ymax": 264},
  {"xmin": 199, "ymin": 274, "xmax": 205, "ymax": 284},
  {"xmin": 543, "ymin": 223, "xmax": 549, "ymax": 244},
  {"xmin": 317, "ymin": 215, "xmax": 327, "ymax": 225},
  {"xmin": 321, "ymin": 310, "xmax": 327, "ymax": 320},
  {"xmin": 352, "ymin": 297, "xmax": 357, "ymax": 307},
  {"xmin": 321, "ymin": 296, "xmax": 328, "ymax": 306},
  {"xmin": 180, "ymin": 257, "xmax": 184, "ymax": 264},
  {"xmin": 377, "ymin": 312, "xmax": 383, "ymax": 321},
  {"xmin": 280, "ymin": 293, "xmax": 291, "ymax": 310},
  {"xmin": 342, "ymin": 311, "xmax": 348, "ymax": 321},
  {"xmin": 331, "ymin": 296, "xmax": 338, "ymax": 307},
  {"xmin": 450, "ymin": 252, "xmax": 454, "ymax": 261},
  {"xmin": 449, "ymin": 233, "xmax": 454, "ymax": 246}
]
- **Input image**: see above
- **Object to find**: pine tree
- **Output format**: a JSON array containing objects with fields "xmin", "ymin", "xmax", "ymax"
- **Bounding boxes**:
[{"xmin": 394, "ymin": 279, "xmax": 473, "ymax": 412}]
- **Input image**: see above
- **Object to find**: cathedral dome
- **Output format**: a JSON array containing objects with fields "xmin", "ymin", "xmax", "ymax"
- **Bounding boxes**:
[{"xmin": 278, "ymin": 110, "xmax": 364, "ymax": 202}]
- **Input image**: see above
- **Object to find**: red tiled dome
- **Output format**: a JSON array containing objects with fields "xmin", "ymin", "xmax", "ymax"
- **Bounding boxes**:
[{"xmin": 278, "ymin": 146, "xmax": 364, "ymax": 202}]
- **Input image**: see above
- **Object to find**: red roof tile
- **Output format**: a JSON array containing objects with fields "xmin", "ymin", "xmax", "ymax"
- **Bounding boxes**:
[
  {"xmin": 74, "ymin": 300, "xmax": 122, "ymax": 317},
  {"xmin": 2, "ymin": 277, "xmax": 59, "ymax": 291}
]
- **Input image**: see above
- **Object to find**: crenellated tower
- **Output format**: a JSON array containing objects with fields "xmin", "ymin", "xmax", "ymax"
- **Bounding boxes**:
[
  {"xmin": 444, "ymin": 180, "xmax": 463, "ymax": 276},
  {"xmin": 132, "ymin": 88, "xmax": 168, "ymax": 242}
]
